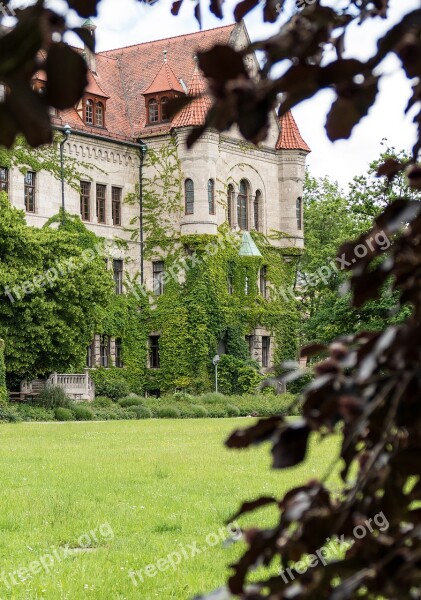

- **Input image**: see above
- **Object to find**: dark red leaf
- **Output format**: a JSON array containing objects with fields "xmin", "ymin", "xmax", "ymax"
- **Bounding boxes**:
[
  {"xmin": 226, "ymin": 416, "xmax": 284, "ymax": 449},
  {"xmin": 271, "ymin": 420, "xmax": 310, "ymax": 468},
  {"xmin": 5, "ymin": 80, "xmax": 52, "ymax": 147},
  {"xmin": 45, "ymin": 43, "xmax": 87, "ymax": 109},
  {"xmin": 171, "ymin": 0, "xmax": 183, "ymax": 15},
  {"xmin": 73, "ymin": 27, "xmax": 96, "ymax": 52},
  {"xmin": 229, "ymin": 497, "xmax": 277, "ymax": 522},
  {"xmin": 198, "ymin": 46, "xmax": 248, "ymax": 81},
  {"xmin": 67, "ymin": 0, "xmax": 100, "ymax": 17},
  {"xmin": 233, "ymin": 0, "xmax": 259, "ymax": 22}
]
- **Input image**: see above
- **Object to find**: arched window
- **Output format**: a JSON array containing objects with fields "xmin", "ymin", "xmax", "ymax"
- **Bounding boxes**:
[
  {"xmin": 185, "ymin": 179, "xmax": 194, "ymax": 215},
  {"xmin": 254, "ymin": 190, "xmax": 261, "ymax": 231},
  {"xmin": 296, "ymin": 196, "xmax": 302, "ymax": 230},
  {"xmin": 227, "ymin": 184, "xmax": 234, "ymax": 226},
  {"xmin": 237, "ymin": 179, "xmax": 249, "ymax": 231},
  {"xmin": 148, "ymin": 99, "xmax": 159, "ymax": 124},
  {"xmin": 85, "ymin": 99, "xmax": 93, "ymax": 125},
  {"xmin": 208, "ymin": 179, "xmax": 215, "ymax": 215},
  {"xmin": 96, "ymin": 102, "xmax": 104, "ymax": 127},
  {"xmin": 161, "ymin": 96, "xmax": 169, "ymax": 121}
]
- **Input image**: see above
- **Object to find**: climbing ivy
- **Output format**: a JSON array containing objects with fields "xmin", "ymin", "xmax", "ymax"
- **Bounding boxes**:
[
  {"xmin": 0, "ymin": 339, "xmax": 7, "ymax": 405},
  {"xmin": 93, "ymin": 138, "xmax": 302, "ymax": 395}
]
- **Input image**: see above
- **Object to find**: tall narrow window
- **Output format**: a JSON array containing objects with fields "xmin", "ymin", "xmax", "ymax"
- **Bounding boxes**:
[
  {"xmin": 0, "ymin": 167, "xmax": 8, "ymax": 193},
  {"xmin": 262, "ymin": 336, "xmax": 270, "ymax": 368},
  {"xmin": 227, "ymin": 184, "xmax": 234, "ymax": 226},
  {"xmin": 245, "ymin": 274, "xmax": 250, "ymax": 296},
  {"xmin": 112, "ymin": 187, "xmax": 122, "ymax": 226},
  {"xmin": 296, "ymin": 196, "xmax": 302, "ymax": 230},
  {"xmin": 80, "ymin": 181, "xmax": 91, "ymax": 221},
  {"xmin": 0, "ymin": 84, "xmax": 5, "ymax": 102},
  {"xmin": 113, "ymin": 259, "xmax": 123, "ymax": 295},
  {"xmin": 254, "ymin": 190, "xmax": 261, "ymax": 231},
  {"xmin": 115, "ymin": 338, "xmax": 123, "ymax": 368},
  {"xmin": 148, "ymin": 99, "xmax": 158, "ymax": 124},
  {"xmin": 161, "ymin": 96, "xmax": 169, "ymax": 121},
  {"xmin": 237, "ymin": 180, "xmax": 249, "ymax": 230},
  {"xmin": 208, "ymin": 179, "xmax": 215, "ymax": 215},
  {"xmin": 245, "ymin": 335, "xmax": 254, "ymax": 356},
  {"xmin": 96, "ymin": 102, "xmax": 104, "ymax": 127},
  {"xmin": 149, "ymin": 335, "xmax": 160, "ymax": 368},
  {"xmin": 96, "ymin": 184, "xmax": 106, "ymax": 224},
  {"xmin": 86, "ymin": 340, "xmax": 94, "ymax": 368},
  {"xmin": 85, "ymin": 99, "xmax": 93, "ymax": 125},
  {"xmin": 153, "ymin": 261, "xmax": 165, "ymax": 296},
  {"xmin": 100, "ymin": 335, "xmax": 110, "ymax": 368},
  {"xmin": 24, "ymin": 171, "xmax": 36, "ymax": 212},
  {"xmin": 185, "ymin": 179, "xmax": 194, "ymax": 215},
  {"xmin": 260, "ymin": 266, "xmax": 267, "ymax": 299}
]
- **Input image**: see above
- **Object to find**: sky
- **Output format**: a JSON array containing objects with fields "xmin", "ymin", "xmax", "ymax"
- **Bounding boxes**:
[{"xmin": 44, "ymin": 0, "xmax": 421, "ymax": 188}]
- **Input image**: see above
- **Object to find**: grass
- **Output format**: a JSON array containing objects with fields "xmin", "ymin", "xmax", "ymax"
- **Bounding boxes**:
[{"xmin": 0, "ymin": 419, "xmax": 341, "ymax": 599}]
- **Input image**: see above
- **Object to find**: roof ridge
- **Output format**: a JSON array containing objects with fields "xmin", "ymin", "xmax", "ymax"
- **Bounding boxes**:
[{"xmin": 98, "ymin": 23, "xmax": 236, "ymax": 55}]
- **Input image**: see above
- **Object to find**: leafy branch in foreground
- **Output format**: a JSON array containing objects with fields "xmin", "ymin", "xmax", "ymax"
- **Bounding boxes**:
[{"xmin": 195, "ymin": 192, "xmax": 421, "ymax": 599}]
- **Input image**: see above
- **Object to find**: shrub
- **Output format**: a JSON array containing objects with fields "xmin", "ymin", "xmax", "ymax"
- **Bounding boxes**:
[
  {"xmin": 15, "ymin": 405, "xmax": 54, "ymax": 421},
  {"xmin": 0, "ymin": 406, "xmax": 21, "ymax": 422},
  {"xmin": 129, "ymin": 405, "xmax": 152, "ymax": 419},
  {"xmin": 205, "ymin": 404, "xmax": 229, "ymax": 418},
  {"xmin": 93, "ymin": 396, "xmax": 114, "ymax": 408},
  {"xmin": 118, "ymin": 396, "xmax": 145, "ymax": 408},
  {"xmin": 188, "ymin": 405, "xmax": 208, "ymax": 418},
  {"xmin": 37, "ymin": 386, "xmax": 70, "ymax": 409},
  {"xmin": 172, "ymin": 391, "xmax": 194, "ymax": 402},
  {"xmin": 157, "ymin": 406, "xmax": 180, "ymax": 418},
  {"xmin": 73, "ymin": 405, "xmax": 94, "ymax": 421},
  {"xmin": 119, "ymin": 409, "xmax": 138, "ymax": 420},
  {"xmin": 54, "ymin": 407, "xmax": 73, "ymax": 421},
  {"xmin": 92, "ymin": 408, "xmax": 119, "ymax": 421},
  {"xmin": 200, "ymin": 392, "xmax": 227, "ymax": 404},
  {"xmin": 89, "ymin": 368, "xmax": 130, "ymax": 400},
  {"xmin": 226, "ymin": 404, "xmax": 241, "ymax": 417}
]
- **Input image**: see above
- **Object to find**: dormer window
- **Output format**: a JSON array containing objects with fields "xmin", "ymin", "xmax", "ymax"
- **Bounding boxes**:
[
  {"xmin": 83, "ymin": 97, "xmax": 106, "ymax": 127},
  {"xmin": 161, "ymin": 97, "xmax": 169, "ymax": 121},
  {"xmin": 148, "ymin": 99, "xmax": 159, "ymax": 124},
  {"xmin": 143, "ymin": 55, "xmax": 186, "ymax": 126},
  {"xmin": 86, "ymin": 99, "xmax": 93, "ymax": 124},
  {"xmin": 96, "ymin": 102, "xmax": 104, "ymax": 127}
]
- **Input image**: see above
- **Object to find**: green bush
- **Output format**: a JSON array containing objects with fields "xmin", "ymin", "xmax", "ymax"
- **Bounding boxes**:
[
  {"xmin": 157, "ymin": 406, "xmax": 181, "ymax": 418},
  {"xmin": 172, "ymin": 391, "xmax": 194, "ymax": 402},
  {"xmin": 200, "ymin": 392, "xmax": 227, "ymax": 404},
  {"xmin": 15, "ymin": 405, "xmax": 54, "ymax": 421},
  {"xmin": 129, "ymin": 405, "xmax": 152, "ymax": 419},
  {"xmin": 92, "ymin": 396, "xmax": 114, "ymax": 408},
  {"xmin": 92, "ymin": 408, "xmax": 119, "ymax": 421},
  {"xmin": 204, "ymin": 404, "xmax": 228, "ymax": 418},
  {"xmin": 118, "ymin": 397, "xmax": 145, "ymax": 408},
  {"xmin": 37, "ymin": 386, "xmax": 70, "ymax": 409},
  {"xmin": 188, "ymin": 405, "xmax": 208, "ymax": 418},
  {"xmin": 0, "ymin": 406, "xmax": 21, "ymax": 422},
  {"xmin": 226, "ymin": 404, "xmax": 241, "ymax": 417},
  {"xmin": 54, "ymin": 407, "xmax": 73, "ymax": 421},
  {"xmin": 73, "ymin": 405, "xmax": 94, "ymax": 421},
  {"xmin": 89, "ymin": 368, "xmax": 130, "ymax": 400}
]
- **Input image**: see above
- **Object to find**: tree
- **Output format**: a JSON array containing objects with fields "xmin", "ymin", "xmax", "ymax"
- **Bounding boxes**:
[
  {"xmin": 0, "ymin": 194, "xmax": 114, "ymax": 385},
  {"xmin": 299, "ymin": 152, "xmax": 413, "ymax": 346}
]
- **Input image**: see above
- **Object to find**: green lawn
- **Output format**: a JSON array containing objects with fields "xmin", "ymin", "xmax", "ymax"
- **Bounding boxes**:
[{"xmin": 0, "ymin": 419, "xmax": 340, "ymax": 599}]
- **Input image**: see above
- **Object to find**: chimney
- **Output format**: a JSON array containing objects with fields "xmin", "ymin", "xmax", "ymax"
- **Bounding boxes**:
[{"xmin": 82, "ymin": 18, "xmax": 97, "ymax": 74}]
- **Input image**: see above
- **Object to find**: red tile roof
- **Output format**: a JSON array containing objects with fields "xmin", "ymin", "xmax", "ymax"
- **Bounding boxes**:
[
  {"xmin": 276, "ymin": 111, "xmax": 310, "ymax": 152},
  {"xmin": 171, "ymin": 66, "xmax": 212, "ymax": 128},
  {"xmin": 143, "ymin": 59, "xmax": 185, "ymax": 95},
  {"xmin": 49, "ymin": 24, "xmax": 308, "ymax": 153}
]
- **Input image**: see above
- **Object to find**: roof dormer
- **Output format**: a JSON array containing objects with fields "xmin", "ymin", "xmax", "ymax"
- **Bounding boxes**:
[{"xmin": 143, "ymin": 51, "xmax": 185, "ymax": 126}]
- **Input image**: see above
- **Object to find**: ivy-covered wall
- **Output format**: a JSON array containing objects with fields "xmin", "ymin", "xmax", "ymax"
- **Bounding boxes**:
[
  {"xmin": 94, "ymin": 227, "xmax": 299, "ymax": 395},
  {"xmin": 0, "ymin": 339, "xmax": 7, "ymax": 405}
]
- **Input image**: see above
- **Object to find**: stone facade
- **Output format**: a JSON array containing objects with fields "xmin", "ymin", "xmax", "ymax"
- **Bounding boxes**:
[{"xmin": 5, "ymin": 23, "xmax": 309, "ymax": 375}]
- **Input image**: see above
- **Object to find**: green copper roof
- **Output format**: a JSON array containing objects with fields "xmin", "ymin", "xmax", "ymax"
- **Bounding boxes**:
[
  {"xmin": 82, "ymin": 18, "xmax": 96, "ymax": 29},
  {"xmin": 238, "ymin": 231, "xmax": 262, "ymax": 257}
]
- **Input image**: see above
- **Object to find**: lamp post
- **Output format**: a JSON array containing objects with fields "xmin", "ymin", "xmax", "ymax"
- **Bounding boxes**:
[
  {"xmin": 60, "ymin": 124, "xmax": 71, "ymax": 224},
  {"xmin": 138, "ymin": 140, "xmax": 148, "ymax": 285},
  {"xmin": 212, "ymin": 354, "xmax": 220, "ymax": 393}
]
